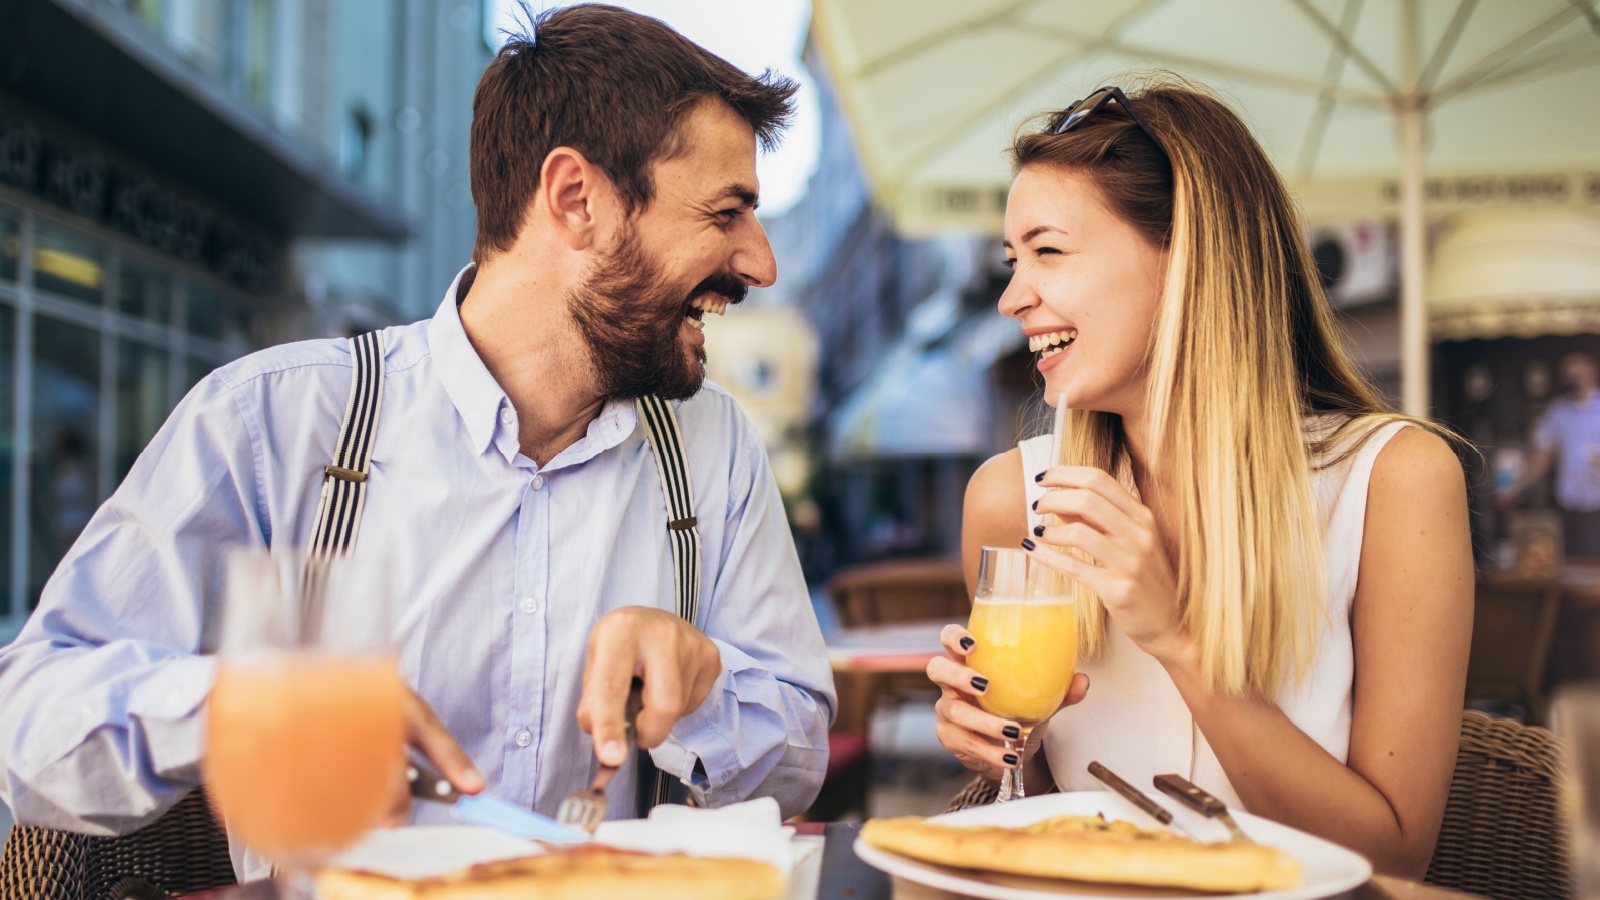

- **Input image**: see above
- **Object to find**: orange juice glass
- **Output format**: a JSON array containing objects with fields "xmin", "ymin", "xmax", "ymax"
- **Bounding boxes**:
[
  {"xmin": 205, "ymin": 550, "xmax": 405, "ymax": 889},
  {"xmin": 966, "ymin": 546, "xmax": 1077, "ymax": 802}
]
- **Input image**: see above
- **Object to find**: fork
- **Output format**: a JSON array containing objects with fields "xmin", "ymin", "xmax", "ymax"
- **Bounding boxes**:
[{"xmin": 556, "ymin": 678, "xmax": 644, "ymax": 834}]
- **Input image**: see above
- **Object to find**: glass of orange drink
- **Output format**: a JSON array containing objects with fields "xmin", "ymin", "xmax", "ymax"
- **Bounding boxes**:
[
  {"xmin": 966, "ymin": 546, "xmax": 1077, "ymax": 802},
  {"xmin": 205, "ymin": 549, "xmax": 406, "ymax": 893}
]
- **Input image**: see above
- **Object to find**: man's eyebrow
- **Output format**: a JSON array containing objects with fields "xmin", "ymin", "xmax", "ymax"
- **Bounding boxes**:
[
  {"xmin": 712, "ymin": 183, "xmax": 760, "ymax": 208},
  {"xmin": 1002, "ymin": 224, "xmax": 1066, "ymax": 249}
]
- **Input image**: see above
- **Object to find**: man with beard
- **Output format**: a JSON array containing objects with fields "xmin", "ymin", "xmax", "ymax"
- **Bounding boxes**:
[{"xmin": 0, "ymin": 4, "xmax": 834, "ymax": 874}]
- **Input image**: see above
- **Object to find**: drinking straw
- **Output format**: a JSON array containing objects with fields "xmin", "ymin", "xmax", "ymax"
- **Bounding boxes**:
[{"xmin": 1047, "ymin": 393, "xmax": 1067, "ymax": 472}]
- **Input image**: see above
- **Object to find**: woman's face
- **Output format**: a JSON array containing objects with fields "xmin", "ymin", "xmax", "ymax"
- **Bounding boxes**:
[{"xmin": 998, "ymin": 165, "xmax": 1167, "ymax": 417}]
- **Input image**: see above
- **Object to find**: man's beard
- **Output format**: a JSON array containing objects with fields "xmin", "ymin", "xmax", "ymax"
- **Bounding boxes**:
[{"xmin": 567, "ymin": 224, "xmax": 746, "ymax": 402}]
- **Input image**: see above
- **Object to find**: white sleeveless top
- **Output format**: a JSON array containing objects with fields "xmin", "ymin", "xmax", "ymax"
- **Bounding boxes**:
[{"xmin": 1022, "ymin": 418, "xmax": 1411, "ymax": 810}]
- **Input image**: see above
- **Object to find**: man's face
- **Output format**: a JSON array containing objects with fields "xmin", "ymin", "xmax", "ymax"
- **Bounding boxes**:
[
  {"xmin": 568, "ymin": 100, "xmax": 777, "ymax": 401},
  {"xmin": 1560, "ymin": 354, "xmax": 1599, "ymax": 392}
]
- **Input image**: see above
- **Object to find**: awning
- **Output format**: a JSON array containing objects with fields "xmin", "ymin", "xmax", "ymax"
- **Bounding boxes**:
[
  {"xmin": 1430, "ymin": 209, "xmax": 1600, "ymax": 341},
  {"xmin": 0, "ymin": 0, "xmax": 408, "ymax": 241}
]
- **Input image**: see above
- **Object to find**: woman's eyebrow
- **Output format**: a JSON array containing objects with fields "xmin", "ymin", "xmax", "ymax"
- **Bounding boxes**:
[{"xmin": 1002, "ymin": 225, "xmax": 1066, "ymax": 249}]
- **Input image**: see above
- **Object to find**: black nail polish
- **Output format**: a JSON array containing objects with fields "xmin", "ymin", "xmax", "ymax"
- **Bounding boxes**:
[
  {"xmin": 970, "ymin": 676, "xmax": 989, "ymax": 692},
  {"xmin": 1021, "ymin": 538, "xmax": 1036, "ymax": 551},
  {"xmin": 1003, "ymin": 753, "xmax": 1019, "ymax": 766},
  {"xmin": 959, "ymin": 636, "xmax": 975, "ymax": 651},
  {"xmin": 1032, "ymin": 524, "xmax": 1044, "ymax": 537},
  {"xmin": 1034, "ymin": 471, "xmax": 1045, "ymax": 483},
  {"xmin": 1003, "ymin": 725, "xmax": 1021, "ymax": 740},
  {"xmin": 1030, "ymin": 499, "xmax": 1038, "ymax": 511}
]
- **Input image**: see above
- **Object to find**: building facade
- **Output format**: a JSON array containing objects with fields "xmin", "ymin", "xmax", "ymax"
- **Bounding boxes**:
[{"xmin": 0, "ymin": 0, "xmax": 491, "ymax": 634}]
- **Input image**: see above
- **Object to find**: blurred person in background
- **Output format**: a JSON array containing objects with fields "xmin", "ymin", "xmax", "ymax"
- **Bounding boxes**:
[
  {"xmin": 927, "ymin": 77, "xmax": 1472, "ymax": 878},
  {"xmin": 0, "ymin": 3, "xmax": 833, "ymax": 875},
  {"xmin": 1499, "ymin": 351, "xmax": 1600, "ymax": 557}
]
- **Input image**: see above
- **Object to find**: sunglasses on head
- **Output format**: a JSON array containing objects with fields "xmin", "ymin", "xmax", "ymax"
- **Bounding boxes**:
[{"xmin": 1047, "ymin": 86, "xmax": 1167, "ymax": 157}]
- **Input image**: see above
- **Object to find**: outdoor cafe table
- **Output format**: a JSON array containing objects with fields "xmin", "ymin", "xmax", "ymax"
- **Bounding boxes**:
[{"xmin": 185, "ymin": 821, "xmax": 1485, "ymax": 899}]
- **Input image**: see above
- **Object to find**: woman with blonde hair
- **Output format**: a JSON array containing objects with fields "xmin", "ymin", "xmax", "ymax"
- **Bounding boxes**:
[{"xmin": 928, "ymin": 77, "xmax": 1472, "ymax": 877}]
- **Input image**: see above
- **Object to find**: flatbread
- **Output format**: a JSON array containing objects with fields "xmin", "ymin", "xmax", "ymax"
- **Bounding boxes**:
[
  {"xmin": 315, "ymin": 843, "xmax": 785, "ymax": 900},
  {"xmin": 861, "ymin": 813, "xmax": 1301, "ymax": 893}
]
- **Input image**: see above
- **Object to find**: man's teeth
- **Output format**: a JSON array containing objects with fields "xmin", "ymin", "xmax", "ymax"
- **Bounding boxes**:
[
  {"xmin": 685, "ymin": 316, "xmax": 705, "ymax": 331},
  {"xmin": 1028, "ymin": 330, "xmax": 1078, "ymax": 356},
  {"xmin": 689, "ymin": 295, "xmax": 729, "ymax": 316}
]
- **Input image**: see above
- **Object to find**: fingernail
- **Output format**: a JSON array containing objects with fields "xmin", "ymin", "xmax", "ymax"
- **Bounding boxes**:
[
  {"xmin": 1003, "ymin": 753, "xmax": 1019, "ymax": 766},
  {"xmin": 1003, "ymin": 725, "xmax": 1020, "ymax": 740},
  {"xmin": 465, "ymin": 765, "xmax": 486, "ymax": 791},
  {"xmin": 1034, "ymin": 471, "xmax": 1045, "ymax": 483},
  {"xmin": 959, "ymin": 636, "xmax": 975, "ymax": 651},
  {"xmin": 1021, "ymin": 538, "xmax": 1036, "ymax": 551},
  {"xmin": 970, "ymin": 676, "xmax": 989, "ymax": 693},
  {"xmin": 1030, "ymin": 499, "xmax": 1038, "ymax": 511},
  {"xmin": 600, "ymin": 740, "xmax": 626, "ymax": 765},
  {"xmin": 1032, "ymin": 524, "xmax": 1044, "ymax": 537}
]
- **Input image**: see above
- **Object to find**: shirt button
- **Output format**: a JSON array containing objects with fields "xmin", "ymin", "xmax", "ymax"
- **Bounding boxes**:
[
  {"xmin": 515, "ymin": 729, "xmax": 532, "ymax": 747},
  {"xmin": 500, "ymin": 408, "xmax": 513, "ymax": 425},
  {"xmin": 531, "ymin": 474, "xmax": 545, "ymax": 491},
  {"xmin": 520, "ymin": 596, "xmax": 539, "ymax": 614}
]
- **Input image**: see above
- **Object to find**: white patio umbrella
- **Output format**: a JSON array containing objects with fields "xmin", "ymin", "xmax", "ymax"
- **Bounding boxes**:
[{"xmin": 809, "ymin": 0, "xmax": 1600, "ymax": 415}]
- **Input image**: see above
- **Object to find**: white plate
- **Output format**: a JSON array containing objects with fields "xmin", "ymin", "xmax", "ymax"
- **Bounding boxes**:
[{"xmin": 853, "ymin": 790, "xmax": 1372, "ymax": 900}]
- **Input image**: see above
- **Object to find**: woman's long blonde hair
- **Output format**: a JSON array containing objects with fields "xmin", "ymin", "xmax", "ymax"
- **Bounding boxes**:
[{"xmin": 1014, "ymin": 75, "xmax": 1422, "ymax": 697}]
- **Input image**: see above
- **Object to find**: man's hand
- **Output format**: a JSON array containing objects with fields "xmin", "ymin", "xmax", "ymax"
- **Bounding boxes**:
[
  {"xmin": 577, "ymin": 607, "xmax": 722, "ymax": 767},
  {"xmin": 384, "ymin": 686, "xmax": 485, "ymax": 826}
]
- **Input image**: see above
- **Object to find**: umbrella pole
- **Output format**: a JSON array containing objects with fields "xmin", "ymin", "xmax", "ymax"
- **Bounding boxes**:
[
  {"xmin": 1398, "ymin": 99, "xmax": 1428, "ymax": 418},
  {"xmin": 1397, "ymin": 0, "xmax": 1429, "ymax": 418}
]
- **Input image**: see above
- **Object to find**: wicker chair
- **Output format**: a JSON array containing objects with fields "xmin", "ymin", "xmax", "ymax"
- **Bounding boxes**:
[
  {"xmin": 1425, "ymin": 710, "xmax": 1570, "ymax": 900},
  {"xmin": 944, "ymin": 711, "xmax": 1572, "ymax": 899},
  {"xmin": 0, "ymin": 789, "xmax": 236, "ymax": 899}
]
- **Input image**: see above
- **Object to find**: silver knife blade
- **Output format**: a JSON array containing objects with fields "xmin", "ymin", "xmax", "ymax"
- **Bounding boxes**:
[{"xmin": 407, "ymin": 760, "xmax": 589, "ymax": 844}]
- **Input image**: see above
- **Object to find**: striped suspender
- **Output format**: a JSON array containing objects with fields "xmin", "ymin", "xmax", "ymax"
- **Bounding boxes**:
[
  {"xmin": 634, "ymin": 394, "xmax": 702, "ymax": 809},
  {"xmin": 309, "ymin": 331, "xmax": 385, "ymax": 564}
]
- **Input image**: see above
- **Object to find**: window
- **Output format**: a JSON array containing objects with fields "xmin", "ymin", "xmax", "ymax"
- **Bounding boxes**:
[
  {"xmin": 185, "ymin": 284, "xmax": 224, "ymax": 340},
  {"xmin": 115, "ymin": 339, "xmax": 170, "ymax": 481},
  {"xmin": 118, "ymin": 258, "xmax": 174, "ymax": 324},
  {"xmin": 29, "ymin": 316, "xmax": 101, "ymax": 608},
  {"xmin": 32, "ymin": 222, "xmax": 103, "ymax": 305},
  {"xmin": 0, "ymin": 207, "xmax": 18, "ymax": 283}
]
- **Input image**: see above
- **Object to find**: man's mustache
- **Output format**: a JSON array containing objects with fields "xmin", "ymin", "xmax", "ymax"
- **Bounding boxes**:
[{"xmin": 687, "ymin": 272, "xmax": 748, "ymax": 307}]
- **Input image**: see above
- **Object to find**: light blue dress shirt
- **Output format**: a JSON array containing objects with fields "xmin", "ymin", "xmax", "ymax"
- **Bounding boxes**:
[{"xmin": 0, "ymin": 268, "xmax": 835, "ymax": 853}]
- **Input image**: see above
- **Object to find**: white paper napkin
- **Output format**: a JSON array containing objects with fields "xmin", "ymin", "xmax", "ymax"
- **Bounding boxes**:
[{"xmin": 595, "ymin": 797, "xmax": 795, "ymax": 875}]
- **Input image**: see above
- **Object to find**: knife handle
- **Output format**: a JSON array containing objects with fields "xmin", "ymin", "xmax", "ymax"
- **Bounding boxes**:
[
  {"xmin": 408, "ymin": 758, "xmax": 462, "ymax": 804},
  {"xmin": 1153, "ymin": 773, "xmax": 1227, "ymax": 818},
  {"xmin": 1087, "ymin": 761, "xmax": 1171, "ymax": 826}
]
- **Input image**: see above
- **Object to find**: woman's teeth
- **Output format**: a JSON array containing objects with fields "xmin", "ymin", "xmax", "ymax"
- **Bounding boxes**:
[
  {"xmin": 1028, "ymin": 330, "xmax": 1077, "ymax": 357},
  {"xmin": 689, "ymin": 295, "xmax": 730, "ymax": 317}
]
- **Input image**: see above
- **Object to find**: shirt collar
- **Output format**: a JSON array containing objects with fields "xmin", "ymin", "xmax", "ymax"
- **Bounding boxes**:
[
  {"xmin": 428, "ymin": 264, "xmax": 642, "ymax": 466},
  {"xmin": 429, "ymin": 264, "xmax": 511, "ymax": 456}
]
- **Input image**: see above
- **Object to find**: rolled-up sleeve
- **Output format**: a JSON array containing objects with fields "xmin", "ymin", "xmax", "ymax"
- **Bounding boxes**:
[
  {"xmin": 649, "ymin": 424, "xmax": 835, "ymax": 818},
  {"xmin": 0, "ymin": 375, "xmax": 263, "ymax": 835}
]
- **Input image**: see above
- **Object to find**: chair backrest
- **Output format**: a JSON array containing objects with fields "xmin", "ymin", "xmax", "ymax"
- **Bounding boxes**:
[
  {"xmin": 1425, "ymin": 710, "xmax": 1571, "ymax": 900},
  {"xmin": 825, "ymin": 557, "xmax": 968, "ymax": 628},
  {"xmin": 0, "ymin": 789, "xmax": 235, "ymax": 899},
  {"xmin": 1465, "ymin": 576, "xmax": 1562, "ymax": 723}
]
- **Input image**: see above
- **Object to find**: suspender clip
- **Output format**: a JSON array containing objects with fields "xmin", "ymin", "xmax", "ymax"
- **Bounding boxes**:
[
  {"xmin": 667, "ymin": 516, "xmax": 698, "ymax": 531},
  {"xmin": 324, "ymin": 465, "xmax": 368, "ymax": 483}
]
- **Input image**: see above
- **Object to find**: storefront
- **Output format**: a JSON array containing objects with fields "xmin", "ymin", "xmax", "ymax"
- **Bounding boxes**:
[{"xmin": 0, "ymin": 185, "xmax": 265, "ymax": 626}]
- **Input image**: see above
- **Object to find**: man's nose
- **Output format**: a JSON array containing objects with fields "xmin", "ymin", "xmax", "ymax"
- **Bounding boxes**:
[{"xmin": 734, "ymin": 219, "xmax": 778, "ymax": 288}]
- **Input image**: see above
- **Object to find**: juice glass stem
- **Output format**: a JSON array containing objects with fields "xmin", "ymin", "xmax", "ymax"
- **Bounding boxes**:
[{"xmin": 996, "ymin": 725, "xmax": 1036, "ymax": 803}]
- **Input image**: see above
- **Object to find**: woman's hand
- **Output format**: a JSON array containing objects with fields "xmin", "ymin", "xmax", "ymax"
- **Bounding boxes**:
[
  {"xmin": 928, "ymin": 624, "xmax": 1089, "ymax": 780},
  {"xmin": 1026, "ymin": 466, "xmax": 1188, "ymax": 663}
]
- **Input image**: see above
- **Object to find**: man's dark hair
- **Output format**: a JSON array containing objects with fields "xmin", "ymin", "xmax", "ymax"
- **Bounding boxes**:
[{"xmin": 470, "ymin": 3, "xmax": 797, "ymax": 261}]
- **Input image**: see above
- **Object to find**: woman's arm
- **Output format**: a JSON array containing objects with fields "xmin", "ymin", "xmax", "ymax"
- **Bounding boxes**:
[{"xmin": 1029, "ymin": 428, "xmax": 1472, "ymax": 877}]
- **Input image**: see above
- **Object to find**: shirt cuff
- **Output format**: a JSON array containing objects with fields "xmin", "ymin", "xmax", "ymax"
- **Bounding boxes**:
[{"xmin": 650, "ymin": 638, "xmax": 756, "ymax": 804}]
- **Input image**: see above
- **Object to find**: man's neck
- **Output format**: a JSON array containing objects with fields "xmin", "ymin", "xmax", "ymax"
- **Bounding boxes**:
[{"xmin": 457, "ymin": 260, "xmax": 607, "ymax": 468}]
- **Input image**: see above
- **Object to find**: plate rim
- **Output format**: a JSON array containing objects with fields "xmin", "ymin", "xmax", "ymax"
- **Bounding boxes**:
[{"xmin": 852, "ymin": 790, "xmax": 1374, "ymax": 900}]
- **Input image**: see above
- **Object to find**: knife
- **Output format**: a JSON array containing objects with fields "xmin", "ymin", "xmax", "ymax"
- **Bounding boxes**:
[
  {"xmin": 1152, "ymin": 773, "xmax": 1254, "ymax": 843},
  {"xmin": 407, "ymin": 759, "xmax": 590, "ymax": 844},
  {"xmin": 1086, "ymin": 761, "xmax": 1197, "ymax": 838}
]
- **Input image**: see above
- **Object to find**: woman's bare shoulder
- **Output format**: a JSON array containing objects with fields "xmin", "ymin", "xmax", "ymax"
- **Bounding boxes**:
[{"xmin": 966, "ymin": 448, "xmax": 1027, "ymax": 534}]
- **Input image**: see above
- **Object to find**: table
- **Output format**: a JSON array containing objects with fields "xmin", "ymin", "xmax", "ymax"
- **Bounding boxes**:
[
  {"xmin": 825, "ymin": 621, "xmax": 947, "ymax": 736},
  {"xmin": 191, "ymin": 822, "xmax": 1484, "ymax": 899}
]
